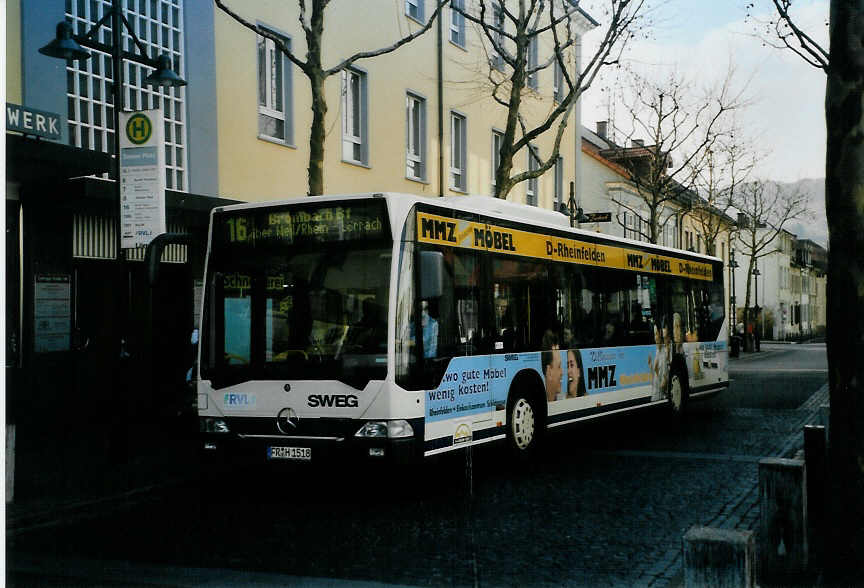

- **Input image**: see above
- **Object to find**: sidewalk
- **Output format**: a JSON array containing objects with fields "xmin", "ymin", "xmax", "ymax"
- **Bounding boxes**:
[{"xmin": 6, "ymin": 417, "xmax": 199, "ymax": 537}]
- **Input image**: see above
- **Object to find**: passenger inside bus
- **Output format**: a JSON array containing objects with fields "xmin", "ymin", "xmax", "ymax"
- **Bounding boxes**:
[{"xmin": 346, "ymin": 298, "xmax": 387, "ymax": 353}]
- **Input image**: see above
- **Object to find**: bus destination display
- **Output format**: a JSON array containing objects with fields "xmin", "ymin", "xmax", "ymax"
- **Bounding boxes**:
[{"xmin": 219, "ymin": 201, "xmax": 388, "ymax": 246}]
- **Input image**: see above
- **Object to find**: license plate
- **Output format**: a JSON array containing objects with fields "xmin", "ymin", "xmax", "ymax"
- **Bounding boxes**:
[{"xmin": 268, "ymin": 446, "xmax": 311, "ymax": 461}]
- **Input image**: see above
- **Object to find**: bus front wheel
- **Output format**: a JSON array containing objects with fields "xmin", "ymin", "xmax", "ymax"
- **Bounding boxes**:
[{"xmin": 668, "ymin": 371, "xmax": 689, "ymax": 416}]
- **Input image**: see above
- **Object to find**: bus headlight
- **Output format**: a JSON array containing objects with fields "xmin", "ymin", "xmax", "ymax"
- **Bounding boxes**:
[
  {"xmin": 199, "ymin": 418, "xmax": 230, "ymax": 434},
  {"xmin": 355, "ymin": 420, "xmax": 414, "ymax": 439}
]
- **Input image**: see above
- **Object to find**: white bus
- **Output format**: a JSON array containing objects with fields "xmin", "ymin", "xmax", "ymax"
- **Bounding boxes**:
[{"xmin": 197, "ymin": 193, "xmax": 728, "ymax": 463}]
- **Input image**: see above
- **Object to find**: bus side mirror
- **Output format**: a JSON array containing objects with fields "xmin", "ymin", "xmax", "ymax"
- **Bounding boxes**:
[
  {"xmin": 419, "ymin": 251, "xmax": 444, "ymax": 299},
  {"xmin": 145, "ymin": 232, "xmax": 193, "ymax": 287}
]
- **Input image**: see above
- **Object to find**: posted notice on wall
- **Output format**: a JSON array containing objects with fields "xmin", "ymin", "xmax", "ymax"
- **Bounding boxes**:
[
  {"xmin": 34, "ymin": 274, "xmax": 71, "ymax": 353},
  {"xmin": 120, "ymin": 109, "xmax": 166, "ymax": 249}
]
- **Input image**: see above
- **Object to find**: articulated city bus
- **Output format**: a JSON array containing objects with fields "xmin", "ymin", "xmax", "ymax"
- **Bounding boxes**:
[{"xmin": 197, "ymin": 193, "xmax": 728, "ymax": 463}]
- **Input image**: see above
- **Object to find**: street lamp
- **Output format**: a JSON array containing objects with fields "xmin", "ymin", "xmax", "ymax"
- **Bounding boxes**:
[
  {"xmin": 560, "ymin": 181, "xmax": 590, "ymax": 227},
  {"xmin": 729, "ymin": 248, "xmax": 740, "ymax": 356},
  {"xmin": 39, "ymin": 3, "xmax": 187, "ymax": 184},
  {"xmin": 752, "ymin": 266, "xmax": 761, "ymax": 351}
]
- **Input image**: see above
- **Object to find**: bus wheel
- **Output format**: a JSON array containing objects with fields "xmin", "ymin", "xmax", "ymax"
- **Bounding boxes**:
[
  {"xmin": 507, "ymin": 392, "xmax": 541, "ymax": 454},
  {"xmin": 668, "ymin": 371, "xmax": 689, "ymax": 416}
]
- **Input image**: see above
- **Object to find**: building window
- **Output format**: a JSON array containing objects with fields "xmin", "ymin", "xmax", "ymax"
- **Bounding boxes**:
[
  {"xmin": 553, "ymin": 59, "xmax": 564, "ymax": 102},
  {"xmin": 490, "ymin": 5, "xmax": 505, "ymax": 71},
  {"xmin": 491, "ymin": 130, "xmax": 503, "ymax": 191},
  {"xmin": 450, "ymin": 112, "xmax": 467, "ymax": 191},
  {"xmin": 257, "ymin": 31, "xmax": 292, "ymax": 144},
  {"xmin": 406, "ymin": 0, "xmax": 424, "ymax": 22},
  {"xmin": 64, "ymin": 0, "xmax": 187, "ymax": 190},
  {"xmin": 526, "ymin": 144, "xmax": 539, "ymax": 206},
  {"xmin": 554, "ymin": 156, "xmax": 564, "ymax": 211},
  {"xmin": 342, "ymin": 68, "xmax": 368, "ymax": 165},
  {"xmin": 450, "ymin": 0, "xmax": 466, "ymax": 47},
  {"xmin": 527, "ymin": 37, "xmax": 538, "ymax": 90},
  {"xmin": 406, "ymin": 92, "xmax": 426, "ymax": 181},
  {"xmin": 664, "ymin": 218, "xmax": 677, "ymax": 248}
]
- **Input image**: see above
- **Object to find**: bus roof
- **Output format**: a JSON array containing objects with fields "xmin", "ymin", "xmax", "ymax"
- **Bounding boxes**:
[{"xmin": 212, "ymin": 192, "xmax": 722, "ymax": 263}]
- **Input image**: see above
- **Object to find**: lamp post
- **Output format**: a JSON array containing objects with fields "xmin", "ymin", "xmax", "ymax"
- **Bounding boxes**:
[
  {"xmin": 729, "ymin": 248, "xmax": 740, "ymax": 356},
  {"xmin": 752, "ymin": 266, "xmax": 761, "ymax": 351},
  {"xmin": 40, "ymin": 3, "xmax": 186, "ymax": 460}
]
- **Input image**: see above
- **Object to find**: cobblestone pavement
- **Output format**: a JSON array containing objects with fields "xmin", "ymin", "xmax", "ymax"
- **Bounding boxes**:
[{"xmin": 8, "ymin": 358, "xmax": 829, "ymax": 587}]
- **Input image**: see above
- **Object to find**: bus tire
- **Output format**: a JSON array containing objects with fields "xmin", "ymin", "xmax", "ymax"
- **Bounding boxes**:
[
  {"xmin": 506, "ymin": 375, "xmax": 545, "ymax": 456},
  {"xmin": 668, "ymin": 368, "xmax": 689, "ymax": 417}
]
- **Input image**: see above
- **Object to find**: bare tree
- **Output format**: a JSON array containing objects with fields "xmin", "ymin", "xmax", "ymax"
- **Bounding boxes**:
[
  {"xmin": 746, "ymin": 0, "xmax": 829, "ymax": 69},
  {"xmin": 750, "ymin": 0, "xmax": 864, "ymax": 574},
  {"xmin": 456, "ymin": 0, "xmax": 646, "ymax": 199},
  {"xmin": 734, "ymin": 180, "xmax": 807, "ymax": 350},
  {"xmin": 215, "ymin": 0, "xmax": 448, "ymax": 196},
  {"xmin": 603, "ymin": 67, "xmax": 747, "ymax": 244},
  {"xmin": 687, "ymin": 131, "xmax": 758, "ymax": 256}
]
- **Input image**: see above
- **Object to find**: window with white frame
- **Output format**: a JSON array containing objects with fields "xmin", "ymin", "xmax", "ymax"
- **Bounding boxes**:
[
  {"xmin": 490, "ymin": 5, "xmax": 505, "ymax": 70},
  {"xmin": 553, "ymin": 59, "xmax": 564, "ymax": 102},
  {"xmin": 491, "ymin": 129, "xmax": 503, "ymax": 191},
  {"xmin": 342, "ymin": 68, "xmax": 368, "ymax": 165},
  {"xmin": 450, "ymin": 112, "xmax": 467, "ymax": 191},
  {"xmin": 257, "ymin": 31, "xmax": 292, "ymax": 144},
  {"xmin": 665, "ymin": 219, "xmax": 677, "ymax": 248},
  {"xmin": 406, "ymin": 92, "xmax": 426, "ymax": 180},
  {"xmin": 526, "ymin": 144, "xmax": 539, "ymax": 206},
  {"xmin": 554, "ymin": 156, "xmax": 564, "ymax": 211},
  {"xmin": 624, "ymin": 212, "xmax": 638, "ymax": 240},
  {"xmin": 64, "ymin": 0, "xmax": 187, "ymax": 190},
  {"xmin": 527, "ymin": 37, "xmax": 538, "ymax": 89},
  {"xmin": 406, "ymin": 0, "xmax": 424, "ymax": 22},
  {"xmin": 450, "ymin": 0, "xmax": 466, "ymax": 46}
]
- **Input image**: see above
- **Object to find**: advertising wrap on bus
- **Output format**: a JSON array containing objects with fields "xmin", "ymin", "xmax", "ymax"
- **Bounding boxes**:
[{"xmin": 423, "ymin": 342, "xmax": 728, "ymax": 425}]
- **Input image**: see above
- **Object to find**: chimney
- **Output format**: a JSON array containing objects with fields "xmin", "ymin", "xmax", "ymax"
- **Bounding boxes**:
[{"xmin": 596, "ymin": 121, "xmax": 608, "ymax": 139}]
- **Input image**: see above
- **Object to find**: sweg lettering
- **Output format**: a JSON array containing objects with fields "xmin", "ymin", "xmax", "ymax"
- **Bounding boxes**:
[
  {"xmin": 421, "ymin": 218, "xmax": 457, "ymax": 243},
  {"xmin": 307, "ymin": 394, "xmax": 359, "ymax": 408},
  {"xmin": 545, "ymin": 241, "xmax": 606, "ymax": 263},
  {"xmin": 474, "ymin": 228, "xmax": 516, "ymax": 251},
  {"xmin": 587, "ymin": 365, "xmax": 617, "ymax": 389}
]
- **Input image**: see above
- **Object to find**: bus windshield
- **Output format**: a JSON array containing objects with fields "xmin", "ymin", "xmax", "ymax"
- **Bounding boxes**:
[{"xmin": 201, "ymin": 200, "xmax": 392, "ymax": 389}]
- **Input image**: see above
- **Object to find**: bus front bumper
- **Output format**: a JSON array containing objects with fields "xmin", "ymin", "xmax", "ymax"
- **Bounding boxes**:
[{"xmin": 199, "ymin": 418, "xmax": 422, "ymax": 465}]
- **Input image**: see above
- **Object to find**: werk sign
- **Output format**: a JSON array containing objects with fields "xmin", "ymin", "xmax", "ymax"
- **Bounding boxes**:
[
  {"xmin": 6, "ymin": 103, "xmax": 63, "ymax": 141},
  {"xmin": 120, "ymin": 110, "xmax": 166, "ymax": 249},
  {"xmin": 417, "ymin": 212, "xmax": 713, "ymax": 281}
]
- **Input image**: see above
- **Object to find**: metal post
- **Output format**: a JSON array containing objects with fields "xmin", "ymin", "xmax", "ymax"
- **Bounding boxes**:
[{"xmin": 110, "ymin": 0, "xmax": 129, "ymax": 463}]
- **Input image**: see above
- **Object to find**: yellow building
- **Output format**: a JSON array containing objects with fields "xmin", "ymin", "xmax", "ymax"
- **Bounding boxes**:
[{"xmin": 212, "ymin": 1, "xmax": 595, "ymax": 208}]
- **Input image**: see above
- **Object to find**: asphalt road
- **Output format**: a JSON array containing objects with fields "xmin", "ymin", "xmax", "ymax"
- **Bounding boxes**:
[{"xmin": 7, "ymin": 343, "xmax": 828, "ymax": 587}]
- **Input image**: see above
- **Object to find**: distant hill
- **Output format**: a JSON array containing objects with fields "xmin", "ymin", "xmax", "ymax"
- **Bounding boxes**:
[{"xmin": 776, "ymin": 178, "xmax": 827, "ymax": 248}]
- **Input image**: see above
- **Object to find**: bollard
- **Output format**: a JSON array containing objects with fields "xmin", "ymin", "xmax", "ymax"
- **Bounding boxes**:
[
  {"xmin": 819, "ymin": 404, "xmax": 830, "ymax": 440},
  {"xmin": 759, "ymin": 457, "xmax": 808, "ymax": 582},
  {"xmin": 5, "ymin": 424, "xmax": 15, "ymax": 504},
  {"xmin": 804, "ymin": 425, "xmax": 827, "ymax": 568},
  {"xmin": 683, "ymin": 526, "xmax": 755, "ymax": 588}
]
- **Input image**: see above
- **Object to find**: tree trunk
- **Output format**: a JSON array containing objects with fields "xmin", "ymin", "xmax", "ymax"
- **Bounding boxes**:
[
  {"xmin": 308, "ymin": 72, "xmax": 327, "ymax": 196},
  {"xmin": 824, "ymin": 0, "xmax": 864, "ymax": 576}
]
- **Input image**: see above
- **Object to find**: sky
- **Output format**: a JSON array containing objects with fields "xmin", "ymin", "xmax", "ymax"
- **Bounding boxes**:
[{"xmin": 580, "ymin": 0, "xmax": 829, "ymax": 184}]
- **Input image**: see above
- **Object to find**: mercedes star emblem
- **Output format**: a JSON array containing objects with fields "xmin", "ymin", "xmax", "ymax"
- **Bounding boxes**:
[{"xmin": 276, "ymin": 407, "xmax": 300, "ymax": 434}]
